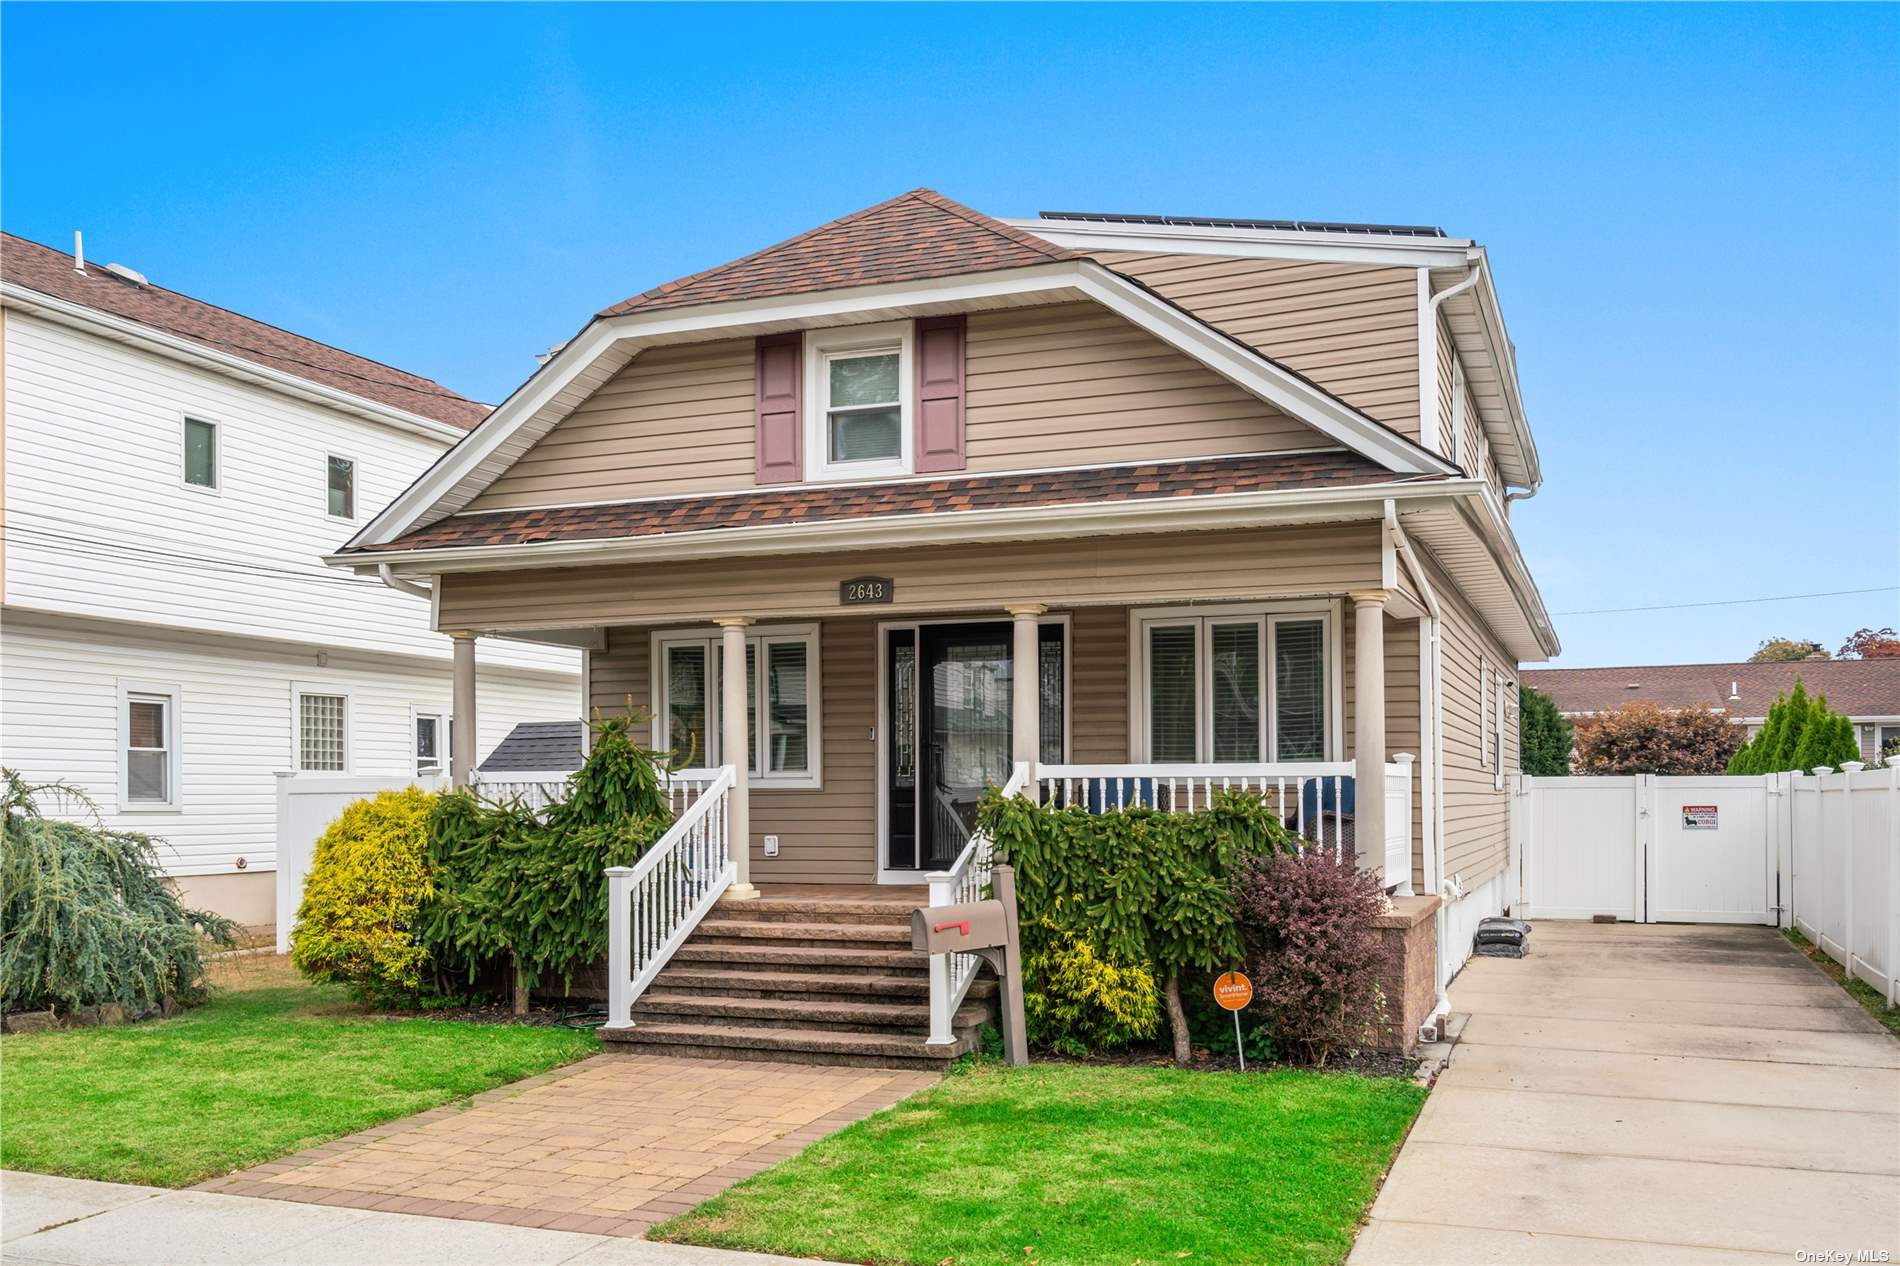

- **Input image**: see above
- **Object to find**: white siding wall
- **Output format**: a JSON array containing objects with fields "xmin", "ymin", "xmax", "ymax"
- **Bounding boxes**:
[
  {"xmin": 1, "ymin": 311, "xmax": 571, "ymax": 673},
  {"xmin": 0, "ymin": 609, "xmax": 578, "ymax": 877}
]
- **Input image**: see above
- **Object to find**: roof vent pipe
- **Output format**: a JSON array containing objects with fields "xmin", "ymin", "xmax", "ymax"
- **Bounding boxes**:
[
  {"xmin": 73, "ymin": 231, "xmax": 85, "ymax": 274},
  {"xmin": 1730, "ymin": 681, "xmax": 1740, "ymax": 701}
]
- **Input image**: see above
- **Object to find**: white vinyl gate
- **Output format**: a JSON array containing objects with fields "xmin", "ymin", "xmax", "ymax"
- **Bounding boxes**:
[{"xmin": 1518, "ymin": 774, "xmax": 1777, "ymax": 925}]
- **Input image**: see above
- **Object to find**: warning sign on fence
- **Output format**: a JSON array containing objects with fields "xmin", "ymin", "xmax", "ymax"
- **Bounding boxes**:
[{"xmin": 1682, "ymin": 805, "xmax": 1719, "ymax": 830}]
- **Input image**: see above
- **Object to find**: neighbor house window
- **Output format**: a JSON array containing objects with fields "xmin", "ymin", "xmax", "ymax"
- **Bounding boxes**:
[
  {"xmin": 653, "ymin": 626, "xmax": 821, "ymax": 788},
  {"xmin": 120, "ymin": 682, "xmax": 181, "ymax": 809},
  {"xmin": 415, "ymin": 712, "xmax": 446, "ymax": 777},
  {"xmin": 183, "ymin": 417, "xmax": 218, "ymax": 489},
  {"xmin": 806, "ymin": 321, "xmax": 910, "ymax": 480},
  {"xmin": 297, "ymin": 691, "xmax": 347, "ymax": 772},
  {"xmin": 1135, "ymin": 605, "xmax": 1335, "ymax": 763},
  {"xmin": 327, "ymin": 456, "xmax": 355, "ymax": 518}
]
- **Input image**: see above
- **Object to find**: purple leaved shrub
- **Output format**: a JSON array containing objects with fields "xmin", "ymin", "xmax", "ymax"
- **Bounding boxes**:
[{"xmin": 1231, "ymin": 849, "xmax": 1387, "ymax": 1066}]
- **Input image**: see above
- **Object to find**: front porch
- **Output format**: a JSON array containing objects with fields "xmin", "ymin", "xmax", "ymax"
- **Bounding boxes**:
[{"xmin": 452, "ymin": 594, "xmax": 1427, "ymax": 897}]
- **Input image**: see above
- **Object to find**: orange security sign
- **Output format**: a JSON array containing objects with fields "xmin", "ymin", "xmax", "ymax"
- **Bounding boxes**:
[{"xmin": 1213, "ymin": 971, "xmax": 1253, "ymax": 1011}]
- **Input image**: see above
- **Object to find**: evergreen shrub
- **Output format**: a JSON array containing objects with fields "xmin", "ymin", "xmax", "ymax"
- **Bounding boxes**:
[
  {"xmin": 290, "ymin": 786, "xmax": 437, "ymax": 1004},
  {"xmin": 1, "ymin": 772, "xmax": 237, "ymax": 1015}
]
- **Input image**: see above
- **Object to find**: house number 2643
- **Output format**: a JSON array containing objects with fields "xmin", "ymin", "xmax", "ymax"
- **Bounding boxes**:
[{"xmin": 840, "ymin": 577, "xmax": 894, "ymax": 605}]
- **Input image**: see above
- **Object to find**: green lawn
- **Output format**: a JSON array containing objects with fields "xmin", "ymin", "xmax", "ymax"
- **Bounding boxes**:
[
  {"xmin": 0, "ymin": 956, "xmax": 598, "ymax": 1187},
  {"xmin": 1784, "ymin": 928, "xmax": 1900, "ymax": 1039},
  {"xmin": 654, "ymin": 1061, "xmax": 1425, "ymax": 1266}
]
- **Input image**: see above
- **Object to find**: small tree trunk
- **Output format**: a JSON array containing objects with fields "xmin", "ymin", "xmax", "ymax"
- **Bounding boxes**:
[
  {"xmin": 512, "ymin": 956, "xmax": 529, "ymax": 1018},
  {"xmin": 1164, "ymin": 969, "xmax": 1191, "ymax": 1065}
]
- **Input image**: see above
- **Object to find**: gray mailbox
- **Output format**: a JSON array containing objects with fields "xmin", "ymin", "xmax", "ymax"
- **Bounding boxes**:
[{"xmin": 910, "ymin": 863, "xmax": 1029, "ymax": 1066}]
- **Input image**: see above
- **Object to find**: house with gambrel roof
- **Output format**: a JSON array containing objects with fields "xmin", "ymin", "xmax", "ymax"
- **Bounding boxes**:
[{"xmin": 334, "ymin": 190, "xmax": 1558, "ymax": 1062}]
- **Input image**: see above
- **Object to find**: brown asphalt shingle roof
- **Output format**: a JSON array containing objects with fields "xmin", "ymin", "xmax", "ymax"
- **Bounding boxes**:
[
  {"xmin": 1522, "ymin": 659, "xmax": 1900, "ymax": 719},
  {"xmin": 357, "ymin": 451, "xmax": 1429, "ymax": 554},
  {"xmin": 597, "ymin": 189, "xmax": 1076, "ymax": 318},
  {"xmin": 0, "ymin": 232, "xmax": 489, "ymax": 430}
]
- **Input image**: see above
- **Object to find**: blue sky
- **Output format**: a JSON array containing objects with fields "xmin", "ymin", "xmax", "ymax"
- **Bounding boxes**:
[{"xmin": 5, "ymin": 3, "xmax": 1895, "ymax": 668}]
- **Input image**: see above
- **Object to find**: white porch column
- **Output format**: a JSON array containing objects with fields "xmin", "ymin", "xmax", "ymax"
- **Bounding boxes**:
[
  {"xmin": 1008, "ymin": 605, "xmax": 1045, "ymax": 787},
  {"xmin": 450, "ymin": 631, "xmax": 477, "ymax": 788},
  {"xmin": 717, "ymin": 617, "xmax": 759, "ymax": 901},
  {"xmin": 1351, "ymin": 591, "xmax": 1388, "ymax": 875}
]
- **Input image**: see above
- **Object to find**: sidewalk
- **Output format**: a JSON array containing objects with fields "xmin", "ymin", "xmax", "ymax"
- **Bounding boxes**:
[{"xmin": 0, "ymin": 1171, "xmax": 812, "ymax": 1266}]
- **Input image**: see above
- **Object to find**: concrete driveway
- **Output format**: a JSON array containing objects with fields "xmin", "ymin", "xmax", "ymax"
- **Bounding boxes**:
[{"xmin": 1353, "ymin": 921, "xmax": 1900, "ymax": 1264}]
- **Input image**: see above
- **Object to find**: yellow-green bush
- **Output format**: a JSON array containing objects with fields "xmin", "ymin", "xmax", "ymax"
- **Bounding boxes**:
[
  {"xmin": 290, "ymin": 787, "xmax": 437, "ymax": 1004},
  {"xmin": 1023, "ymin": 914, "xmax": 1161, "ymax": 1057}
]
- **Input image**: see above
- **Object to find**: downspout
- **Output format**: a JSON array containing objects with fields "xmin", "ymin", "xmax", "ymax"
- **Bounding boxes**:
[
  {"xmin": 1385, "ymin": 501, "xmax": 1453, "ymax": 1042},
  {"xmin": 377, "ymin": 563, "xmax": 433, "ymax": 602},
  {"xmin": 1426, "ymin": 255, "xmax": 1487, "ymax": 469}
]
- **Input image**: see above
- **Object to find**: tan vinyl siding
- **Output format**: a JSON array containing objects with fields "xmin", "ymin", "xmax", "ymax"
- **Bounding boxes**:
[
  {"xmin": 471, "ymin": 338, "xmax": 756, "ymax": 511},
  {"xmin": 1094, "ymin": 252, "xmax": 1422, "ymax": 440},
  {"xmin": 1069, "ymin": 605, "xmax": 1129, "ymax": 763},
  {"xmin": 1435, "ymin": 311, "xmax": 1457, "ymax": 458},
  {"xmin": 587, "ymin": 618, "xmax": 879, "ymax": 885},
  {"xmin": 438, "ymin": 521, "xmax": 1383, "ymax": 632},
  {"xmin": 963, "ymin": 303, "xmax": 1320, "ymax": 469},
  {"xmin": 468, "ymin": 302, "xmax": 1331, "ymax": 512},
  {"xmin": 1430, "ymin": 553, "xmax": 1518, "ymax": 890}
]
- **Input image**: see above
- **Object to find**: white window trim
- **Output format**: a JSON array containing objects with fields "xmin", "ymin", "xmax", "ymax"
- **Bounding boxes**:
[
  {"xmin": 180, "ymin": 413, "xmax": 221, "ymax": 495},
  {"xmin": 874, "ymin": 614, "xmax": 1072, "ymax": 884},
  {"xmin": 326, "ymin": 452, "xmax": 359, "ymax": 521},
  {"xmin": 292, "ymin": 682, "xmax": 352, "ymax": 775},
  {"xmin": 649, "ymin": 624, "xmax": 823, "ymax": 790},
  {"xmin": 803, "ymin": 320, "xmax": 913, "ymax": 482},
  {"xmin": 1128, "ymin": 600, "xmax": 1344, "ymax": 764},
  {"xmin": 411, "ymin": 706, "xmax": 449, "ymax": 780},
  {"xmin": 118, "ymin": 679, "xmax": 182, "ymax": 812}
]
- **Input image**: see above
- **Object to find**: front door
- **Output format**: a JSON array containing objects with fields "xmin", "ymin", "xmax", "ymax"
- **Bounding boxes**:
[{"xmin": 919, "ymin": 623, "xmax": 1015, "ymax": 868}]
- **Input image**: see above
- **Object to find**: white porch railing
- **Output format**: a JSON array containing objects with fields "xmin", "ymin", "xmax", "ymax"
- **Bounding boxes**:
[
  {"xmin": 662, "ymin": 767, "xmax": 724, "ymax": 815},
  {"xmin": 1038, "ymin": 758, "xmax": 1416, "ymax": 878},
  {"xmin": 470, "ymin": 773, "xmax": 570, "ymax": 809},
  {"xmin": 924, "ymin": 762, "xmax": 1028, "ymax": 1045},
  {"xmin": 603, "ymin": 764, "xmax": 737, "ymax": 1029}
]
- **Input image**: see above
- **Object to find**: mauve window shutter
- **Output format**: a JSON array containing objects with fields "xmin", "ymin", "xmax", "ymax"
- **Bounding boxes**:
[
  {"xmin": 913, "ymin": 315, "xmax": 966, "ymax": 473},
  {"xmin": 755, "ymin": 333, "xmax": 803, "ymax": 484}
]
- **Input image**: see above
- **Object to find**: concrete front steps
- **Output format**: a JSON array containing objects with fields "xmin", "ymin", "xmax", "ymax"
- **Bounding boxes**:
[{"xmin": 598, "ymin": 889, "xmax": 995, "ymax": 1070}]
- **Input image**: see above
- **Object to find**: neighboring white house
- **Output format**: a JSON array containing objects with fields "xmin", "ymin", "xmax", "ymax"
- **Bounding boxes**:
[{"xmin": 0, "ymin": 231, "xmax": 582, "ymax": 931}]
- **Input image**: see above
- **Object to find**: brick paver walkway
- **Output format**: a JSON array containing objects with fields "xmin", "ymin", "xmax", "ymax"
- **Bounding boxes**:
[{"xmin": 194, "ymin": 1054, "xmax": 937, "ymax": 1238}]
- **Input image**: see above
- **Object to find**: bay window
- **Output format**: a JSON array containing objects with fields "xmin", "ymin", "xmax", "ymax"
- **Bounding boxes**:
[
  {"xmin": 653, "ymin": 626, "xmax": 821, "ymax": 788},
  {"xmin": 1134, "ymin": 604, "xmax": 1338, "ymax": 763}
]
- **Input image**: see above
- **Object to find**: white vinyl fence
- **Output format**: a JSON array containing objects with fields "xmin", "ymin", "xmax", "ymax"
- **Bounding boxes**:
[
  {"xmin": 273, "ymin": 771, "xmax": 446, "ymax": 953},
  {"xmin": 1517, "ymin": 763, "xmax": 1900, "ymax": 1004},
  {"xmin": 1788, "ymin": 765, "xmax": 1900, "ymax": 1006}
]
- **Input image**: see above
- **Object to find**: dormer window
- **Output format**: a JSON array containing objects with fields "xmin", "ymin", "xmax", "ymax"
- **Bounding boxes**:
[{"xmin": 806, "ymin": 321, "xmax": 911, "ymax": 480}]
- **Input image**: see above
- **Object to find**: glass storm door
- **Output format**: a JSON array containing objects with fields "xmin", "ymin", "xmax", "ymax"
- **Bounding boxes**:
[{"xmin": 919, "ymin": 624, "xmax": 1014, "ymax": 869}]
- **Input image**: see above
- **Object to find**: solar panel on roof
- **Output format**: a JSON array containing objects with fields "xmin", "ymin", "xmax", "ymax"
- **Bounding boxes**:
[{"xmin": 1038, "ymin": 210, "xmax": 1447, "ymax": 238}]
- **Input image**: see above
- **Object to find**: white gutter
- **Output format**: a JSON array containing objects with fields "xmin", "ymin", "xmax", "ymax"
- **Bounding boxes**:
[
  {"xmin": 1, "ymin": 284, "xmax": 472, "ymax": 445},
  {"xmin": 337, "ymin": 477, "xmax": 1477, "ymax": 575},
  {"xmin": 1386, "ymin": 503, "xmax": 1452, "ymax": 1042}
]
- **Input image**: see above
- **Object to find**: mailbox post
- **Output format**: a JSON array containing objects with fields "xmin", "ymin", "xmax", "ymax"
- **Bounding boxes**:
[{"xmin": 911, "ymin": 862, "xmax": 1029, "ymax": 1066}]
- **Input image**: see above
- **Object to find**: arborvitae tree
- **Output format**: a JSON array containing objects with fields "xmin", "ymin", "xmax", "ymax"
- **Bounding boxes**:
[
  {"xmin": 1768, "ymin": 680, "xmax": 1814, "ymax": 770},
  {"xmin": 1734, "ymin": 680, "xmax": 1863, "ymax": 773},
  {"xmin": 1518, "ymin": 686, "xmax": 1574, "ymax": 776}
]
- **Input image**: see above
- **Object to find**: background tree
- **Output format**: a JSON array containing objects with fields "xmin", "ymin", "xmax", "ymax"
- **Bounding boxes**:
[
  {"xmin": 1728, "ymin": 679, "xmax": 1863, "ymax": 773},
  {"xmin": 1838, "ymin": 627, "xmax": 1900, "ymax": 659},
  {"xmin": 1749, "ymin": 636, "xmax": 1829, "ymax": 663},
  {"xmin": 1518, "ymin": 685, "xmax": 1574, "ymax": 775},
  {"xmin": 1573, "ymin": 702, "xmax": 1745, "ymax": 775}
]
